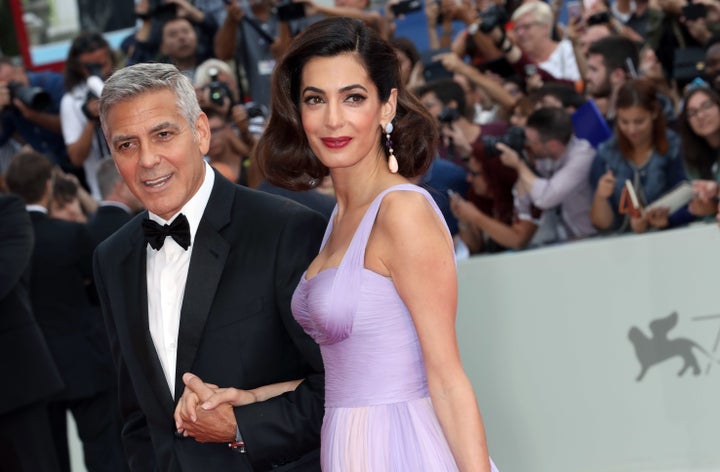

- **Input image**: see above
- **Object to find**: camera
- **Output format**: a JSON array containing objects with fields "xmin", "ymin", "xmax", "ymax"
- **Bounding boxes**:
[
  {"xmin": 391, "ymin": 0, "xmax": 422, "ymax": 16},
  {"xmin": 586, "ymin": 11, "xmax": 611, "ymax": 27},
  {"xmin": 148, "ymin": 0, "xmax": 178, "ymax": 21},
  {"xmin": 437, "ymin": 106, "xmax": 461, "ymax": 124},
  {"xmin": 276, "ymin": 1, "xmax": 306, "ymax": 22},
  {"xmin": 682, "ymin": 2, "xmax": 707, "ymax": 21},
  {"xmin": 479, "ymin": 3, "xmax": 508, "ymax": 33},
  {"xmin": 479, "ymin": 126, "xmax": 525, "ymax": 158},
  {"xmin": 83, "ymin": 62, "xmax": 105, "ymax": 98},
  {"xmin": 6, "ymin": 82, "xmax": 50, "ymax": 110},
  {"xmin": 206, "ymin": 67, "xmax": 234, "ymax": 107}
]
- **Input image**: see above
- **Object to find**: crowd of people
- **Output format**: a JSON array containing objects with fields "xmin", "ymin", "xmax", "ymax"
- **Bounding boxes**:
[{"xmin": 2, "ymin": 0, "xmax": 720, "ymax": 470}]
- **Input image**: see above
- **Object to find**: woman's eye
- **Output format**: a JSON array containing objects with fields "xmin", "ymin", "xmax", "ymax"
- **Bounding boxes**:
[
  {"xmin": 303, "ymin": 96, "xmax": 323, "ymax": 105},
  {"xmin": 346, "ymin": 94, "xmax": 366, "ymax": 104}
]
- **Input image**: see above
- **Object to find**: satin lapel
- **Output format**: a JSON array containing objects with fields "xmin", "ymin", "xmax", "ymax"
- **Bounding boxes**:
[
  {"xmin": 174, "ymin": 174, "xmax": 233, "ymax": 399},
  {"xmin": 119, "ymin": 218, "xmax": 175, "ymax": 415}
]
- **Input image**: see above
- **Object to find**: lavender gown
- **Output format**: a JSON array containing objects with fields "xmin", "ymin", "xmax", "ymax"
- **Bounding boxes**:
[{"xmin": 292, "ymin": 184, "xmax": 499, "ymax": 471}]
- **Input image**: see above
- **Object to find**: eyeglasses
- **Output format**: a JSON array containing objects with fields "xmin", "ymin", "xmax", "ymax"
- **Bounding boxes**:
[
  {"xmin": 687, "ymin": 100, "xmax": 717, "ymax": 120},
  {"xmin": 514, "ymin": 21, "xmax": 542, "ymax": 33}
]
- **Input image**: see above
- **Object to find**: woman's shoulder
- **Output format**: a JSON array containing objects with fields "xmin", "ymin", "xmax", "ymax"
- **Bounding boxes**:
[{"xmin": 376, "ymin": 186, "xmax": 438, "ymax": 230}]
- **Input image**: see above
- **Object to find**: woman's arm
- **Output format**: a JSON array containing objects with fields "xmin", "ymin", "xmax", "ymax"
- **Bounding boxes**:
[{"xmin": 373, "ymin": 191, "xmax": 492, "ymax": 472}]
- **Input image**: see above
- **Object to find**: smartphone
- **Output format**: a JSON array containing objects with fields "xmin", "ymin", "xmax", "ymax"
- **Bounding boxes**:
[
  {"xmin": 276, "ymin": 2, "xmax": 306, "ymax": 21},
  {"xmin": 391, "ymin": 0, "xmax": 422, "ymax": 16},
  {"xmin": 566, "ymin": 0, "xmax": 582, "ymax": 23},
  {"xmin": 682, "ymin": 2, "xmax": 707, "ymax": 21},
  {"xmin": 524, "ymin": 64, "xmax": 537, "ymax": 77}
]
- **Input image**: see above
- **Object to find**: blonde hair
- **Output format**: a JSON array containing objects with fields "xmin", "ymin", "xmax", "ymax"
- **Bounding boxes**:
[{"xmin": 512, "ymin": 1, "xmax": 553, "ymax": 29}]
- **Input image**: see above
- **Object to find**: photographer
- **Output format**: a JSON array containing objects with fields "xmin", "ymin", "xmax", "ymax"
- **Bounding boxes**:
[
  {"xmin": 125, "ymin": 0, "xmax": 217, "ymax": 69},
  {"xmin": 60, "ymin": 32, "xmax": 116, "ymax": 200},
  {"xmin": 496, "ymin": 107, "xmax": 596, "ymax": 243},
  {"xmin": 214, "ymin": 0, "xmax": 294, "ymax": 108},
  {"xmin": 415, "ymin": 78, "xmax": 508, "ymax": 168},
  {"xmin": 0, "ymin": 59, "xmax": 69, "ymax": 171}
]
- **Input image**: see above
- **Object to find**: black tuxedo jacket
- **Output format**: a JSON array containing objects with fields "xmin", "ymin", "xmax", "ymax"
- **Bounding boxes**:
[
  {"xmin": 0, "ymin": 195, "xmax": 63, "ymax": 413},
  {"xmin": 87, "ymin": 204, "xmax": 134, "ymax": 246},
  {"xmin": 28, "ymin": 210, "xmax": 114, "ymax": 400},
  {"xmin": 93, "ymin": 173, "xmax": 327, "ymax": 472}
]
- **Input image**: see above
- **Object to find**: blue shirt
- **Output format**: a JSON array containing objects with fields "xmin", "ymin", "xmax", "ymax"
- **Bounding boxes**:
[{"xmin": 590, "ymin": 130, "xmax": 686, "ymax": 232}]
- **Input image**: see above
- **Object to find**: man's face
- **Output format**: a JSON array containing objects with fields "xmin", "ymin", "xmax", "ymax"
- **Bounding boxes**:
[
  {"xmin": 705, "ymin": 44, "xmax": 720, "ymax": 92},
  {"xmin": 78, "ymin": 48, "xmax": 114, "ymax": 80},
  {"xmin": 419, "ymin": 91, "xmax": 444, "ymax": 123},
  {"xmin": 161, "ymin": 19, "xmax": 198, "ymax": 62},
  {"xmin": 0, "ymin": 63, "xmax": 26, "ymax": 85},
  {"xmin": 513, "ymin": 12, "xmax": 549, "ymax": 55},
  {"xmin": 105, "ymin": 89, "xmax": 210, "ymax": 221},
  {"xmin": 524, "ymin": 127, "xmax": 551, "ymax": 160},
  {"xmin": 578, "ymin": 24, "xmax": 611, "ymax": 57},
  {"xmin": 585, "ymin": 53, "xmax": 611, "ymax": 98}
]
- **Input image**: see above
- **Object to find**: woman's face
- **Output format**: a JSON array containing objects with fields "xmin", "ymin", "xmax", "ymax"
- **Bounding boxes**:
[
  {"xmin": 686, "ymin": 92, "xmax": 720, "ymax": 140},
  {"xmin": 300, "ymin": 53, "xmax": 396, "ymax": 172},
  {"xmin": 616, "ymin": 105, "xmax": 655, "ymax": 149},
  {"xmin": 467, "ymin": 158, "xmax": 489, "ymax": 196}
]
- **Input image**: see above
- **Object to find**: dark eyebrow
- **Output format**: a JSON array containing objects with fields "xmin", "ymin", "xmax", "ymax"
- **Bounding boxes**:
[
  {"xmin": 111, "ymin": 122, "xmax": 181, "ymax": 146},
  {"xmin": 301, "ymin": 84, "xmax": 369, "ymax": 95}
]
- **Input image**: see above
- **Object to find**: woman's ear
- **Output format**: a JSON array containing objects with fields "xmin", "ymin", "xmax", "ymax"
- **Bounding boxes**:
[{"xmin": 382, "ymin": 88, "xmax": 398, "ymax": 124}]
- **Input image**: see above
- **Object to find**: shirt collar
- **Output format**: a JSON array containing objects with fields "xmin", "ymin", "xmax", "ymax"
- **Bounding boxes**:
[
  {"xmin": 26, "ymin": 204, "xmax": 47, "ymax": 214},
  {"xmin": 100, "ymin": 201, "xmax": 132, "ymax": 214},
  {"xmin": 147, "ymin": 161, "xmax": 215, "ymax": 246}
]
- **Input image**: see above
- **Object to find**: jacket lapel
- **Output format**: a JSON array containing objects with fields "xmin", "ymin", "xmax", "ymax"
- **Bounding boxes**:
[
  {"xmin": 118, "ymin": 215, "xmax": 176, "ymax": 414},
  {"xmin": 173, "ymin": 174, "xmax": 233, "ymax": 400}
]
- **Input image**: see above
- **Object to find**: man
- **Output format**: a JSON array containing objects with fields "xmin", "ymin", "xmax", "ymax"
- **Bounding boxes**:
[
  {"xmin": 86, "ymin": 158, "xmax": 143, "ymax": 245},
  {"xmin": 0, "ymin": 58, "xmax": 70, "ymax": 170},
  {"xmin": 61, "ymin": 32, "xmax": 116, "ymax": 200},
  {"xmin": 4, "ymin": 151, "xmax": 125, "ymax": 472},
  {"xmin": 214, "ymin": 0, "xmax": 293, "ymax": 107},
  {"xmin": 497, "ymin": 107, "xmax": 596, "ymax": 244},
  {"xmin": 94, "ymin": 62, "xmax": 325, "ymax": 471},
  {"xmin": 0, "ymin": 192, "xmax": 64, "ymax": 472},
  {"xmin": 584, "ymin": 35, "xmax": 639, "ymax": 119}
]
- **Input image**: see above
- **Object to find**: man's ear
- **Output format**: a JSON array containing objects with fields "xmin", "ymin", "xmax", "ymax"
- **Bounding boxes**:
[
  {"xmin": 196, "ymin": 112, "xmax": 211, "ymax": 155},
  {"xmin": 610, "ymin": 68, "xmax": 626, "ymax": 87}
]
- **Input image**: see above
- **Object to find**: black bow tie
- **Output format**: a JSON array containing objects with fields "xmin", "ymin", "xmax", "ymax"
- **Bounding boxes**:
[{"xmin": 142, "ymin": 214, "xmax": 191, "ymax": 250}]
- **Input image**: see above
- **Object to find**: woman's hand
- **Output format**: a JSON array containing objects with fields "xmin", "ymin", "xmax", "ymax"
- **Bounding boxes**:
[
  {"xmin": 689, "ymin": 197, "xmax": 718, "ymax": 217},
  {"xmin": 646, "ymin": 206, "xmax": 670, "ymax": 229},
  {"xmin": 596, "ymin": 169, "xmax": 616, "ymax": 199}
]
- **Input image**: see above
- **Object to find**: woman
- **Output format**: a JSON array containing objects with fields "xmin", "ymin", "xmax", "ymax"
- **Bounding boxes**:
[
  {"xmin": 259, "ymin": 18, "xmax": 496, "ymax": 471},
  {"xmin": 679, "ymin": 85, "xmax": 720, "ymax": 218},
  {"xmin": 590, "ymin": 78, "xmax": 686, "ymax": 233}
]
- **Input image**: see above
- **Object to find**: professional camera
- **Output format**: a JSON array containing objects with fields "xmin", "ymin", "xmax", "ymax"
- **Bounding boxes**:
[
  {"xmin": 437, "ymin": 106, "xmax": 461, "ymax": 125},
  {"xmin": 6, "ymin": 81, "xmax": 50, "ymax": 110},
  {"xmin": 83, "ymin": 62, "xmax": 105, "ymax": 98},
  {"xmin": 479, "ymin": 126, "xmax": 526, "ymax": 158},
  {"xmin": 147, "ymin": 0, "xmax": 178, "ymax": 21},
  {"xmin": 478, "ymin": 3, "xmax": 509, "ymax": 34},
  {"xmin": 206, "ymin": 67, "xmax": 234, "ymax": 107}
]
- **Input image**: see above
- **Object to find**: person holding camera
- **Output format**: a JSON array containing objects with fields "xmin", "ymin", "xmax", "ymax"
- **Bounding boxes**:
[
  {"xmin": 125, "ymin": 0, "xmax": 218, "ymax": 71},
  {"xmin": 60, "ymin": 32, "xmax": 116, "ymax": 201},
  {"xmin": 0, "ymin": 58, "xmax": 70, "ymax": 172},
  {"xmin": 214, "ymin": 0, "xmax": 293, "ymax": 108},
  {"xmin": 415, "ymin": 78, "xmax": 508, "ymax": 169},
  {"xmin": 497, "ymin": 106, "xmax": 596, "ymax": 243}
]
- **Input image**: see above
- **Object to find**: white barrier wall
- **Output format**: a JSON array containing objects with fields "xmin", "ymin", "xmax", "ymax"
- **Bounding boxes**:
[{"xmin": 457, "ymin": 223, "xmax": 720, "ymax": 472}]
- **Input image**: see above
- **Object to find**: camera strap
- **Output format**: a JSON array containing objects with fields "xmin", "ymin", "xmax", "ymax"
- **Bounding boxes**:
[{"xmin": 241, "ymin": 16, "xmax": 276, "ymax": 45}]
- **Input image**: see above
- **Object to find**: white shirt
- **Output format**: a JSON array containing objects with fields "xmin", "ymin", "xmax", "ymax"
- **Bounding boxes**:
[
  {"xmin": 146, "ymin": 162, "xmax": 215, "ymax": 396},
  {"xmin": 540, "ymin": 39, "xmax": 581, "ymax": 82},
  {"xmin": 60, "ymin": 83, "xmax": 107, "ymax": 200}
]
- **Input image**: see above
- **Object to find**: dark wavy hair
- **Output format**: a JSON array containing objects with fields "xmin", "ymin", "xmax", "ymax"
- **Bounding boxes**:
[
  {"xmin": 256, "ymin": 17, "xmax": 437, "ymax": 190},
  {"xmin": 64, "ymin": 32, "xmax": 114, "ymax": 91},
  {"xmin": 679, "ymin": 86, "xmax": 720, "ymax": 179},
  {"xmin": 614, "ymin": 78, "xmax": 668, "ymax": 158}
]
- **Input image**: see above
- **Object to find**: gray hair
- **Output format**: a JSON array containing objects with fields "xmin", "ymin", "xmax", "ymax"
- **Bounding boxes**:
[
  {"xmin": 95, "ymin": 157, "xmax": 121, "ymax": 199},
  {"xmin": 512, "ymin": 1, "xmax": 553, "ymax": 29},
  {"xmin": 99, "ymin": 63, "xmax": 201, "ymax": 141},
  {"xmin": 194, "ymin": 58, "xmax": 235, "ymax": 88}
]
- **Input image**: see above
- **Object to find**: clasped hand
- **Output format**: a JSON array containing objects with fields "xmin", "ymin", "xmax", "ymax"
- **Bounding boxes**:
[{"xmin": 174, "ymin": 373, "xmax": 256, "ymax": 443}]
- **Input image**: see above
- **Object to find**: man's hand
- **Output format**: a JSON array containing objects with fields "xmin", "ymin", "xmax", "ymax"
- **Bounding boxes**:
[
  {"xmin": 692, "ymin": 179, "xmax": 719, "ymax": 202},
  {"xmin": 496, "ymin": 142, "xmax": 521, "ymax": 169},
  {"xmin": 0, "ymin": 82, "xmax": 11, "ymax": 109},
  {"xmin": 175, "ymin": 373, "xmax": 236, "ymax": 443},
  {"xmin": 646, "ymin": 206, "xmax": 670, "ymax": 229}
]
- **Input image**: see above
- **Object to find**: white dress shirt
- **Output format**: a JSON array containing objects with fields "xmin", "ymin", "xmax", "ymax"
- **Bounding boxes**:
[{"xmin": 146, "ymin": 162, "xmax": 215, "ymax": 396}]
